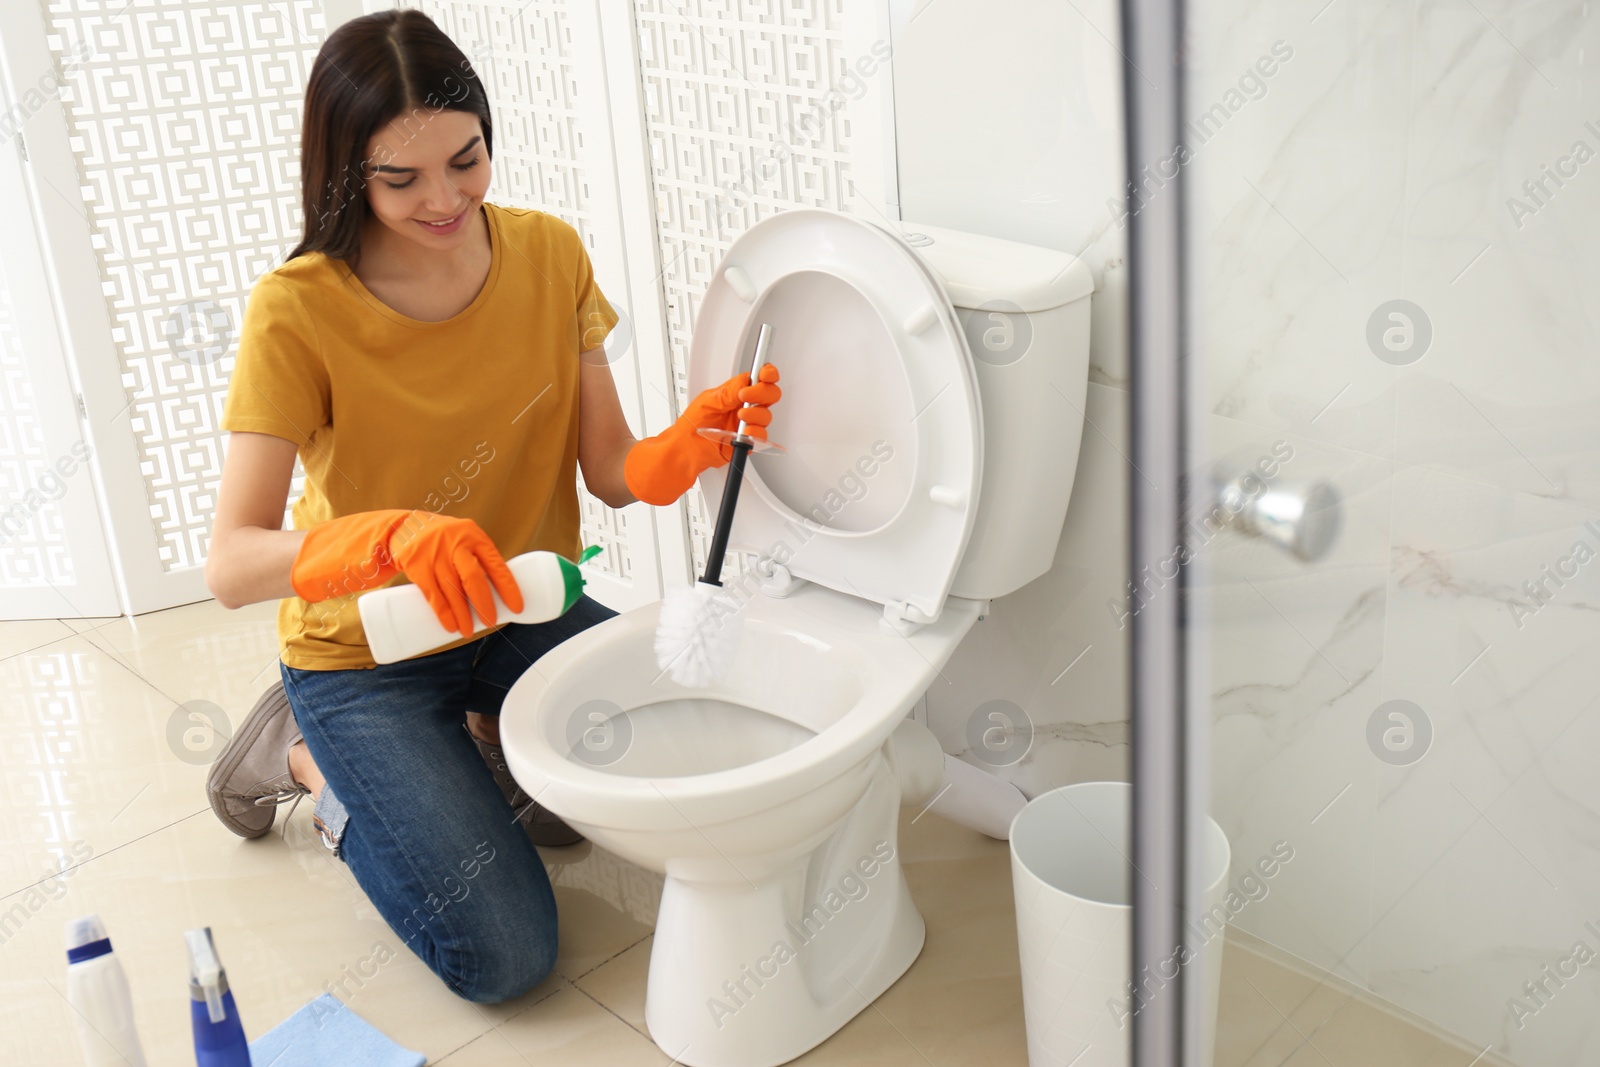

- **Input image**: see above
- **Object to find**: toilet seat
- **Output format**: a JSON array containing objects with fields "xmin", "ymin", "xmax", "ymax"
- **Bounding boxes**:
[
  {"xmin": 691, "ymin": 210, "xmax": 983, "ymax": 632},
  {"xmin": 503, "ymin": 584, "xmax": 980, "ymax": 833}
]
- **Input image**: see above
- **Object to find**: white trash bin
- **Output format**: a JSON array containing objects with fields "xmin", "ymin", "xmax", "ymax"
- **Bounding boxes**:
[{"xmin": 1009, "ymin": 781, "xmax": 1232, "ymax": 1067}]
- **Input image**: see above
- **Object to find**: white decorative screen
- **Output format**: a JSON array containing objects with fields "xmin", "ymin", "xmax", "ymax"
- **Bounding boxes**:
[
  {"xmin": 631, "ymin": 0, "xmax": 852, "ymax": 574},
  {"xmin": 396, "ymin": 0, "xmax": 631, "ymax": 581},
  {"xmin": 40, "ymin": 0, "xmax": 318, "ymax": 570},
  {"xmin": 0, "ymin": 252, "xmax": 72, "ymax": 587}
]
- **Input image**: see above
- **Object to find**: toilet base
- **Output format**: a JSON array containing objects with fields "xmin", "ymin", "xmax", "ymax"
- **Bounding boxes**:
[{"xmin": 641, "ymin": 764, "xmax": 924, "ymax": 1067}]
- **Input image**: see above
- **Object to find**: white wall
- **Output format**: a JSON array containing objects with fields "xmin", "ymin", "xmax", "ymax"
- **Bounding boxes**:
[{"xmin": 888, "ymin": 0, "xmax": 1135, "ymax": 798}]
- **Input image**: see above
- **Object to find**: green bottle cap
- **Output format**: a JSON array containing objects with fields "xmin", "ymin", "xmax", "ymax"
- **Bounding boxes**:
[{"xmin": 561, "ymin": 545, "xmax": 604, "ymax": 613}]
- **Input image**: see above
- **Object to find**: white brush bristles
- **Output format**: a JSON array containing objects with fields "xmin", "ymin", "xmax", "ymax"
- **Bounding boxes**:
[{"xmin": 654, "ymin": 580, "xmax": 745, "ymax": 687}]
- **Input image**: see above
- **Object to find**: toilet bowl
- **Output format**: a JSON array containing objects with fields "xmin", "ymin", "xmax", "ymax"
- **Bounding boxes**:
[
  {"xmin": 502, "ymin": 585, "xmax": 976, "ymax": 1067},
  {"xmin": 501, "ymin": 209, "xmax": 1094, "ymax": 1067}
]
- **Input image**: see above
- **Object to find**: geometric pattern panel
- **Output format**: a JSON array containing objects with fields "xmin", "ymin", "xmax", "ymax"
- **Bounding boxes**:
[
  {"xmin": 395, "ymin": 0, "xmax": 631, "ymax": 581},
  {"xmin": 0, "ymin": 244, "xmax": 74, "ymax": 587},
  {"xmin": 41, "ymin": 0, "xmax": 322, "ymax": 571},
  {"xmin": 632, "ymin": 0, "xmax": 851, "ymax": 575}
]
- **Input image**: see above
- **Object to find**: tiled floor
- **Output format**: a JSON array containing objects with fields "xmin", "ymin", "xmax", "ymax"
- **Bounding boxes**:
[
  {"xmin": 1213, "ymin": 934, "xmax": 1501, "ymax": 1067},
  {"xmin": 2, "ymin": 600, "xmax": 1487, "ymax": 1065}
]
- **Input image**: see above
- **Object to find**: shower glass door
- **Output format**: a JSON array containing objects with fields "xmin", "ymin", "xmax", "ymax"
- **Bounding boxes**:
[{"xmin": 1174, "ymin": 2, "xmax": 1600, "ymax": 1064}]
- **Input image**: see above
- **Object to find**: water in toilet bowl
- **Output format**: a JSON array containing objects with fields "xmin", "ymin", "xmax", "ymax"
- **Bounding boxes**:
[{"xmin": 572, "ymin": 698, "xmax": 815, "ymax": 778}]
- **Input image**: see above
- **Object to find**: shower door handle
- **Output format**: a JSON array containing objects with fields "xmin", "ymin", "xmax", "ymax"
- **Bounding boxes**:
[{"xmin": 1208, "ymin": 466, "xmax": 1342, "ymax": 563}]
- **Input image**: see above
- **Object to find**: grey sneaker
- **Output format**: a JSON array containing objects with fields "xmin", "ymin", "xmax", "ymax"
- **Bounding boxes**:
[
  {"xmin": 207, "ymin": 681, "xmax": 310, "ymax": 839},
  {"xmin": 470, "ymin": 729, "xmax": 584, "ymax": 847}
]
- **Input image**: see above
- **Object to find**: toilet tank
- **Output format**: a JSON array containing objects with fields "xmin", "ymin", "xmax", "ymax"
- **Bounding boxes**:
[{"xmin": 900, "ymin": 222, "xmax": 1096, "ymax": 601}]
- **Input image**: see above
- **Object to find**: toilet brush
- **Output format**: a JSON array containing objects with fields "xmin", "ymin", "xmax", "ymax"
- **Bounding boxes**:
[{"xmin": 654, "ymin": 323, "xmax": 778, "ymax": 687}]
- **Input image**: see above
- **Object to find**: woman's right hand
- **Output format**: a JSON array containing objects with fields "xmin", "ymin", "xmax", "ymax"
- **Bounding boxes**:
[{"xmin": 290, "ymin": 509, "xmax": 524, "ymax": 636}]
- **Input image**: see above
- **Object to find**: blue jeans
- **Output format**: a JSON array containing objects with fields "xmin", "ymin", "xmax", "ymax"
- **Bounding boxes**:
[{"xmin": 279, "ymin": 595, "xmax": 617, "ymax": 1003}]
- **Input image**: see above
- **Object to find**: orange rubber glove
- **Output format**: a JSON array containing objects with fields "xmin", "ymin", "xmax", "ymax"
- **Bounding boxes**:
[
  {"xmin": 290, "ymin": 509, "xmax": 525, "ymax": 637},
  {"xmin": 623, "ymin": 364, "xmax": 782, "ymax": 506}
]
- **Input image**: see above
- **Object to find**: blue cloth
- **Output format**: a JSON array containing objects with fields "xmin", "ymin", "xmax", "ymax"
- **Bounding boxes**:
[
  {"xmin": 247, "ymin": 994, "xmax": 424, "ymax": 1066},
  {"xmin": 279, "ymin": 595, "xmax": 617, "ymax": 1003}
]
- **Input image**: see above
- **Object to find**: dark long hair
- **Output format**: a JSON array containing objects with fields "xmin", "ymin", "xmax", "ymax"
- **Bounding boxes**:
[{"xmin": 287, "ymin": 10, "xmax": 492, "ymax": 264}]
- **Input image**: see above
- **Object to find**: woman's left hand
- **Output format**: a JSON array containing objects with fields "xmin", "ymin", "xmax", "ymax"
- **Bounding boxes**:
[{"xmin": 622, "ymin": 364, "xmax": 782, "ymax": 505}]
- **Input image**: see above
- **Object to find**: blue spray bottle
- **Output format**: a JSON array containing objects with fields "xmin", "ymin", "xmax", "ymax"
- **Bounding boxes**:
[{"xmin": 185, "ymin": 927, "xmax": 252, "ymax": 1066}]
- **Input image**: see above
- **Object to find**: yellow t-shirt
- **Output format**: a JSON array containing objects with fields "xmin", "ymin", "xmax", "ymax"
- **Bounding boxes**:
[{"xmin": 220, "ymin": 202, "xmax": 618, "ymax": 670}]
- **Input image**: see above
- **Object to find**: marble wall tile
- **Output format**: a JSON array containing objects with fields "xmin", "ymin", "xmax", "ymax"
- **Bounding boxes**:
[
  {"xmin": 1190, "ymin": 1, "xmax": 1415, "ymax": 462},
  {"xmin": 1201, "ymin": 418, "xmax": 1395, "ymax": 986},
  {"xmin": 1392, "ymin": 0, "xmax": 1600, "ymax": 507},
  {"xmin": 1189, "ymin": 3, "xmax": 1600, "ymax": 1064},
  {"xmin": 1202, "ymin": 396, "xmax": 1600, "ymax": 1067},
  {"xmin": 1356, "ymin": 462, "xmax": 1600, "ymax": 1063}
]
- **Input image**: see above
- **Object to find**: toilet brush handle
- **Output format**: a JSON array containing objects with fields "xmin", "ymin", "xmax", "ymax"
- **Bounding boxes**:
[
  {"xmin": 701, "ymin": 324, "xmax": 772, "ymax": 588},
  {"xmin": 702, "ymin": 440, "xmax": 751, "ymax": 587},
  {"xmin": 734, "ymin": 324, "xmax": 772, "ymax": 439}
]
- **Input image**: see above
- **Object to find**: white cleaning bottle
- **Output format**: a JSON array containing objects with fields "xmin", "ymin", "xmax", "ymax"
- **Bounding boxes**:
[
  {"xmin": 65, "ymin": 913, "xmax": 148, "ymax": 1067},
  {"xmin": 359, "ymin": 546, "xmax": 602, "ymax": 665}
]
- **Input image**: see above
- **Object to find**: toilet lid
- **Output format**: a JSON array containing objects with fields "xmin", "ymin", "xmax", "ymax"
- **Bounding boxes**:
[{"xmin": 690, "ymin": 209, "xmax": 982, "ymax": 627}]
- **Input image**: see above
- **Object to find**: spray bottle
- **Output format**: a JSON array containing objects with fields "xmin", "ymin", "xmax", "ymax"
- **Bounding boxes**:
[
  {"xmin": 358, "ymin": 545, "xmax": 603, "ymax": 664},
  {"xmin": 64, "ymin": 914, "xmax": 148, "ymax": 1066},
  {"xmin": 186, "ymin": 926, "xmax": 252, "ymax": 1066}
]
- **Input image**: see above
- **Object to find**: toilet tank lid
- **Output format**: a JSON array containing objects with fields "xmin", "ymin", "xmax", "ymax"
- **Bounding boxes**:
[{"xmin": 896, "ymin": 221, "xmax": 1095, "ymax": 313}]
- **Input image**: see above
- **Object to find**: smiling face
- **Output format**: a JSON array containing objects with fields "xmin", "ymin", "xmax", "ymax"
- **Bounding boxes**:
[{"xmin": 360, "ymin": 107, "xmax": 491, "ymax": 252}]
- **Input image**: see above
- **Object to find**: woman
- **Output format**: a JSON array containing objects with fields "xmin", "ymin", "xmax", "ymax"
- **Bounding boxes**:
[{"xmin": 202, "ymin": 10, "xmax": 780, "ymax": 1004}]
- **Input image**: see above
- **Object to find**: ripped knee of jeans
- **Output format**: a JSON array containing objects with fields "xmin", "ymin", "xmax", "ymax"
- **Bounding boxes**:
[{"xmin": 311, "ymin": 787, "xmax": 350, "ymax": 859}]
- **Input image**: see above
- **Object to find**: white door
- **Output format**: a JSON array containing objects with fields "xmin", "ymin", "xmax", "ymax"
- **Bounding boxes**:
[
  {"xmin": 0, "ymin": 0, "xmax": 306, "ymax": 616},
  {"xmin": 0, "ymin": 42, "xmax": 119, "ymax": 620}
]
